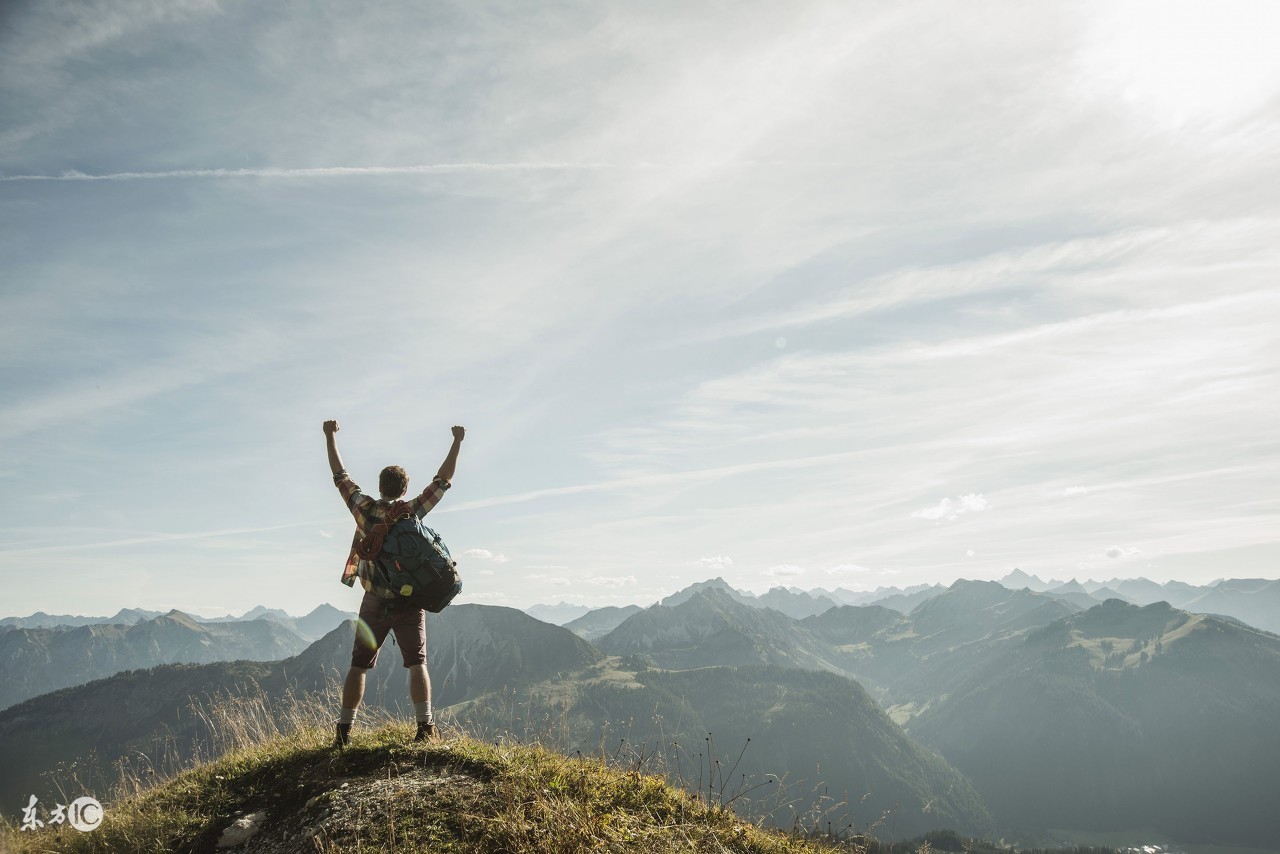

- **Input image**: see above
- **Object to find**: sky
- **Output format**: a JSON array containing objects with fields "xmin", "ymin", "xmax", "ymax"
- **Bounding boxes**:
[{"xmin": 1, "ymin": 0, "xmax": 1278, "ymax": 618}]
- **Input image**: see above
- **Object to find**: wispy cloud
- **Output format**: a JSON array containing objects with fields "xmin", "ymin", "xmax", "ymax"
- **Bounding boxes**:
[
  {"xmin": 462, "ymin": 548, "xmax": 510, "ymax": 564},
  {"xmin": 441, "ymin": 441, "xmax": 976, "ymax": 514},
  {"xmin": 763, "ymin": 564, "xmax": 804, "ymax": 578},
  {"xmin": 912, "ymin": 494, "xmax": 990, "ymax": 522},
  {"xmin": 528, "ymin": 573, "xmax": 571, "ymax": 587},
  {"xmin": 584, "ymin": 574, "xmax": 636, "ymax": 587},
  {"xmin": 823, "ymin": 564, "xmax": 871, "ymax": 577},
  {"xmin": 0, "ymin": 520, "xmax": 328, "ymax": 557},
  {"xmin": 0, "ymin": 163, "xmax": 609, "ymax": 183},
  {"xmin": 0, "ymin": 323, "xmax": 287, "ymax": 441},
  {"xmin": 677, "ymin": 218, "xmax": 1279, "ymax": 347}
]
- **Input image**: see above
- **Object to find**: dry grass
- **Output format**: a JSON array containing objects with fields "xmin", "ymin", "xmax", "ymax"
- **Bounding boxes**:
[{"xmin": 0, "ymin": 684, "xmax": 858, "ymax": 854}]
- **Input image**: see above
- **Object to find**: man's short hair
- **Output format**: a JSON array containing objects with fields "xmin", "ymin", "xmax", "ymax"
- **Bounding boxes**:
[{"xmin": 379, "ymin": 466, "xmax": 409, "ymax": 499}]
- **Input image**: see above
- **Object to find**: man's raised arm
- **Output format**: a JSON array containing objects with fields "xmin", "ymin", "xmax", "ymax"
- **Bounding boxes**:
[
  {"xmin": 324, "ymin": 420, "xmax": 347, "ymax": 477},
  {"xmin": 435, "ymin": 425, "xmax": 465, "ymax": 483}
]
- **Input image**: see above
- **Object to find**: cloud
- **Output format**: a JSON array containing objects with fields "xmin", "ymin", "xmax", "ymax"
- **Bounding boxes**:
[
  {"xmin": 688, "ymin": 226, "xmax": 1185, "ymax": 344},
  {"xmin": 466, "ymin": 590, "xmax": 514, "ymax": 603},
  {"xmin": 692, "ymin": 555, "xmax": 734, "ymax": 569},
  {"xmin": 824, "ymin": 564, "xmax": 870, "ymax": 577},
  {"xmin": 912, "ymin": 494, "xmax": 989, "ymax": 522},
  {"xmin": 1076, "ymin": 1, "xmax": 1280, "ymax": 129},
  {"xmin": 763, "ymin": 564, "xmax": 804, "ymax": 578},
  {"xmin": 439, "ymin": 448, "xmax": 872, "ymax": 513},
  {"xmin": 462, "ymin": 548, "xmax": 510, "ymax": 563},
  {"xmin": 0, "ymin": 519, "xmax": 330, "ymax": 556},
  {"xmin": 0, "ymin": 163, "xmax": 607, "ymax": 183},
  {"xmin": 1, "ymin": 0, "xmax": 223, "ymax": 88},
  {"xmin": 1105, "ymin": 545, "xmax": 1142, "ymax": 559},
  {"xmin": 1062, "ymin": 487, "xmax": 1090, "ymax": 497},
  {"xmin": 0, "ymin": 321, "xmax": 289, "ymax": 441},
  {"xmin": 528, "ymin": 574, "xmax": 570, "ymax": 586},
  {"xmin": 318, "ymin": 530, "xmax": 334, "ymax": 539},
  {"xmin": 584, "ymin": 575, "xmax": 637, "ymax": 587}
]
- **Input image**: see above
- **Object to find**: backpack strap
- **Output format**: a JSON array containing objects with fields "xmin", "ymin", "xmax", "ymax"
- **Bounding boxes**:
[{"xmin": 354, "ymin": 500, "xmax": 413, "ymax": 561}]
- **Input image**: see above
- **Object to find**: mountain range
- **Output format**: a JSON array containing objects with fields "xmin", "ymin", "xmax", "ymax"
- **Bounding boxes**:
[
  {"xmin": 575, "ymin": 578, "xmax": 1280, "ymax": 846},
  {"xmin": 529, "ymin": 572, "xmax": 1280, "ymax": 635},
  {"xmin": 5, "ymin": 575, "xmax": 1280, "ymax": 848},
  {"xmin": 907, "ymin": 599, "xmax": 1280, "ymax": 844},
  {"xmin": 0, "ymin": 604, "xmax": 357, "ymax": 712},
  {"xmin": 0, "ymin": 603, "xmax": 354, "ymax": 639}
]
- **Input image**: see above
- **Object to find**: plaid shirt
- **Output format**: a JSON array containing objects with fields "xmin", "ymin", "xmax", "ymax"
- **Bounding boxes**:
[{"xmin": 334, "ymin": 469, "xmax": 450, "ymax": 587}]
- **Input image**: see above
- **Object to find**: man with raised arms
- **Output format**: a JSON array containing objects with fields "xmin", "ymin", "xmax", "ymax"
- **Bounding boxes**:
[{"xmin": 322, "ymin": 419, "xmax": 465, "ymax": 747}]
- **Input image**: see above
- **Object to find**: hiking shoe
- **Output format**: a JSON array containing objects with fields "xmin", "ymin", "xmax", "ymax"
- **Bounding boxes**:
[
  {"xmin": 414, "ymin": 721, "xmax": 438, "ymax": 743},
  {"xmin": 334, "ymin": 722, "xmax": 351, "ymax": 749}
]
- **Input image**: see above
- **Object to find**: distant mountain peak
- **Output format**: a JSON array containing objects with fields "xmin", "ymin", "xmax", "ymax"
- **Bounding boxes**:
[
  {"xmin": 948, "ymin": 578, "xmax": 1003, "ymax": 591},
  {"xmin": 241, "ymin": 605, "xmax": 292, "ymax": 621},
  {"xmin": 1001, "ymin": 568, "xmax": 1043, "ymax": 587},
  {"xmin": 524, "ymin": 602, "xmax": 593, "ymax": 626},
  {"xmin": 303, "ymin": 603, "xmax": 347, "ymax": 616},
  {"xmin": 659, "ymin": 577, "xmax": 755, "ymax": 608}
]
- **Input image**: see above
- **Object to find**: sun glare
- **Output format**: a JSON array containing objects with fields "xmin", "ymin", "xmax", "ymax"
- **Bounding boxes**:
[{"xmin": 1076, "ymin": 0, "xmax": 1280, "ymax": 128}]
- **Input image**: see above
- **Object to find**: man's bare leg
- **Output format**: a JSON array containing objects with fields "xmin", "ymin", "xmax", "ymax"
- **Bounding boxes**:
[
  {"xmin": 334, "ymin": 666, "xmax": 366, "ymax": 747},
  {"xmin": 409, "ymin": 663, "xmax": 437, "ymax": 740},
  {"xmin": 408, "ymin": 663, "xmax": 430, "ymax": 705},
  {"xmin": 342, "ymin": 666, "xmax": 367, "ymax": 710}
]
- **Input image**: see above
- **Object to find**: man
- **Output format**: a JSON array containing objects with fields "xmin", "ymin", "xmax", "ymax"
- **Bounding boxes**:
[{"xmin": 323, "ymin": 418, "xmax": 465, "ymax": 747}]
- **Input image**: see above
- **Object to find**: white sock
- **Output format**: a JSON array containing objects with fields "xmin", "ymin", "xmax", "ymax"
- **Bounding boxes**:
[
  {"xmin": 338, "ymin": 707, "xmax": 357, "ymax": 725},
  {"xmin": 413, "ymin": 701, "xmax": 433, "ymax": 724}
]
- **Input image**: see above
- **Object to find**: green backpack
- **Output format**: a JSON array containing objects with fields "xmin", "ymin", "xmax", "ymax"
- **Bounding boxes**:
[{"xmin": 361, "ymin": 514, "xmax": 462, "ymax": 612}]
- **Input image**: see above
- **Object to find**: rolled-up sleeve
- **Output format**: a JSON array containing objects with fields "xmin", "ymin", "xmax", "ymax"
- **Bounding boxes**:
[
  {"xmin": 410, "ymin": 475, "xmax": 451, "ymax": 517},
  {"xmin": 334, "ymin": 470, "xmax": 372, "ymax": 587},
  {"xmin": 334, "ymin": 471, "xmax": 373, "ymax": 523}
]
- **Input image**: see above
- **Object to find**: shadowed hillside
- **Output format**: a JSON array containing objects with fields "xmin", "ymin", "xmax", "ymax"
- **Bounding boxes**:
[
  {"xmin": 907, "ymin": 600, "xmax": 1280, "ymax": 847},
  {"xmin": 0, "ymin": 606, "xmax": 600, "ymax": 811},
  {"xmin": 563, "ymin": 604, "xmax": 643, "ymax": 640},
  {"xmin": 0, "ymin": 612, "xmax": 311, "ymax": 711},
  {"xmin": 454, "ymin": 659, "xmax": 993, "ymax": 840}
]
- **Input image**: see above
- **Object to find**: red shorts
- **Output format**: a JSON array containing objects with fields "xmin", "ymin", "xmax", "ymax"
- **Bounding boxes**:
[{"xmin": 351, "ymin": 591, "xmax": 426, "ymax": 669}]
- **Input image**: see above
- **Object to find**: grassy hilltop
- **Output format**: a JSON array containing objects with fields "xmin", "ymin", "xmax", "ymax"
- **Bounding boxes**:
[{"xmin": 1, "ymin": 719, "xmax": 836, "ymax": 854}]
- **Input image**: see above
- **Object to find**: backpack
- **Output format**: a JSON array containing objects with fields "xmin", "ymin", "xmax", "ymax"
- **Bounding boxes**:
[{"xmin": 362, "ymin": 515, "xmax": 462, "ymax": 613}]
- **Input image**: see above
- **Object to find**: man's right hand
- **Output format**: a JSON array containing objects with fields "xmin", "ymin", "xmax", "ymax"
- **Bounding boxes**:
[
  {"xmin": 324, "ymin": 420, "xmax": 340, "ymax": 435},
  {"xmin": 452, "ymin": 425, "xmax": 465, "ymax": 441}
]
